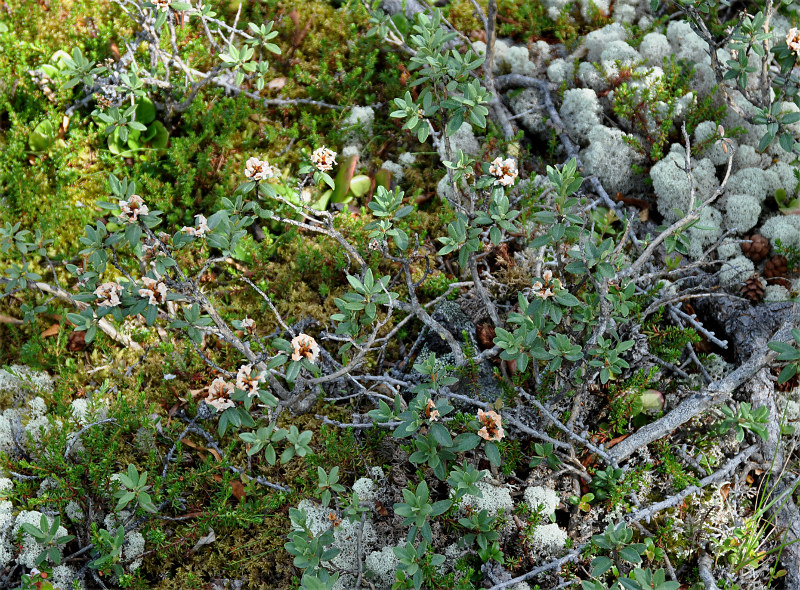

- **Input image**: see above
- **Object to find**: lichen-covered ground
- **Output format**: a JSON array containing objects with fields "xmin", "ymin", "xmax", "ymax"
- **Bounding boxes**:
[{"xmin": 2, "ymin": 0, "xmax": 800, "ymax": 589}]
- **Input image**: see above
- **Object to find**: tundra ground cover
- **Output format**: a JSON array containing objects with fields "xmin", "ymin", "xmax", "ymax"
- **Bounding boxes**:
[{"xmin": 2, "ymin": 0, "xmax": 800, "ymax": 589}]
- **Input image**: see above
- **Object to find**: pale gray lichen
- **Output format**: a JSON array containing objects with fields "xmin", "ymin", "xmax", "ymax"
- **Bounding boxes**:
[
  {"xmin": 27, "ymin": 397, "xmax": 46, "ymax": 419},
  {"xmin": 398, "ymin": 152, "xmax": 417, "ymax": 167},
  {"xmin": 436, "ymin": 174, "xmax": 469, "ymax": 207},
  {"xmin": 577, "ymin": 62, "xmax": 605, "ymax": 92},
  {"xmin": 296, "ymin": 499, "xmax": 377, "ymax": 573},
  {"xmin": 124, "ymin": 531, "xmax": 146, "ymax": 571},
  {"xmin": 716, "ymin": 238, "xmax": 742, "ymax": 261},
  {"xmin": 437, "ymin": 122, "xmax": 481, "ymax": 164},
  {"xmin": 694, "ymin": 120, "xmax": 730, "ymax": 166},
  {"xmin": 343, "ymin": 106, "xmax": 375, "ymax": 147},
  {"xmin": 725, "ymin": 168, "xmax": 770, "ymax": 203},
  {"xmin": 65, "ymin": 500, "xmax": 85, "ymax": 522},
  {"xmin": 547, "ymin": 58, "xmax": 572, "ymax": 85},
  {"xmin": 613, "ymin": 0, "xmax": 637, "ymax": 23},
  {"xmin": 523, "ymin": 486, "xmax": 559, "ymax": 516},
  {"xmin": 724, "ymin": 194, "xmax": 761, "ymax": 233},
  {"xmin": 718, "ymin": 255, "xmax": 755, "ymax": 286},
  {"xmin": 764, "ymin": 284, "xmax": 791, "ymax": 302},
  {"xmin": 560, "ymin": 89, "xmax": 602, "ymax": 145},
  {"xmin": 657, "ymin": 279, "xmax": 678, "ymax": 299},
  {"xmin": 600, "ymin": 40, "xmax": 640, "ymax": 66},
  {"xmin": 584, "ymin": 22, "xmax": 627, "ymax": 63},
  {"xmin": 639, "ymin": 32, "xmax": 671, "ymax": 66},
  {"xmin": 688, "ymin": 206, "xmax": 723, "ymax": 259},
  {"xmin": 704, "ymin": 353, "xmax": 733, "ymax": 382},
  {"xmin": 761, "ymin": 215, "xmax": 800, "ymax": 249},
  {"xmin": 544, "ymin": 0, "xmax": 570, "ymax": 19},
  {"xmin": 532, "ymin": 40, "xmax": 552, "ymax": 64},
  {"xmin": 70, "ymin": 398, "xmax": 97, "ymax": 427},
  {"xmin": 529, "ymin": 523, "xmax": 569, "ymax": 554},
  {"xmin": 381, "ymin": 160, "xmax": 404, "ymax": 183},
  {"xmin": 666, "ymin": 20, "xmax": 710, "ymax": 64},
  {"xmin": 365, "ymin": 545, "xmax": 400, "ymax": 588},
  {"xmin": 51, "ymin": 564, "xmax": 81, "ymax": 590},
  {"xmin": 650, "ymin": 145, "xmax": 717, "ymax": 222},
  {"xmin": 767, "ymin": 161, "xmax": 797, "ymax": 198},
  {"xmin": 103, "ymin": 510, "xmax": 145, "ymax": 571},
  {"xmin": 491, "ymin": 39, "xmax": 510, "ymax": 74},
  {"xmin": 581, "ymin": 125, "xmax": 646, "ymax": 195},
  {"xmin": 580, "ymin": 0, "xmax": 610, "ymax": 20},
  {"xmin": 352, "ymin": 477, "xmax": 377, "ymax": 502},
  {"xmin": 497, "ymin": 46, "xmax": 536, "ymax": 76},
  {"xmin": 734, "ymin": 144, "xmax": 766, "ymax": 169},
  {"xmin": 509, "ymin": 87, "xmax": 547, "ymax": 136},
  {"xmin": 460, "ymin": 481, "xmax": 514, "ymax": 518},
  {"xmin": 0, "ymin": 366, "xmax": 53, "ymax": 406},
  {"xmin": 0, "ymin": 411, "xmax": 17, "ymax": 457},
  {"xmin": 0, "ymin": 501, "xmax": 13, "ymax": 568},
  {"xmin": 342, "ymin": 145, "xmax": 359, "ymax": 158},
  {"xmin": 722, "ymin": 93, "xmax": 764, "ymax": 149}
]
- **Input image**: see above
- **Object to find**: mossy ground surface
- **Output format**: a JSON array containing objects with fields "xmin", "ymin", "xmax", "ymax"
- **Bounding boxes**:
[{"xmin": 1, "ymin": 1, "xmax": 790, "ymax": 589}]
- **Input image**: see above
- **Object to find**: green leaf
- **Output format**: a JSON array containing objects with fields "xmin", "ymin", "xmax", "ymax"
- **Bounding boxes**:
[
  {"xmin": 779, "ymin": 363, "xmax": 797, "ymax": 384},
  {"xmin": 146, "ymin": 120, "xmax": 169, "ymax": 149},
  {"xmin": 331, "ymin": 155, "xmax": 358, "ymax": 203},
  {"xmin": 430, "ymin": 499, "xmax": 451, "ymax": 517},
  {"xmin": 350, "ymin": 174, "xmax": 371, "ymax": 198},
  {"xmin": 591, "ymin": 556, "xmax": 613, "ymax": 577},
  {"xmin": 429, "ymin": 423, "xmax": 452, "ymax": 447},
  {"xmin": 619, "ymin": 546, "xmax": 643, "ymax": 564},
  {"xmin": 484, "ymin": 441, "xmax": 501, "ymax": 466},
  {"xmin": 758, "ymin": 130, "xmax": 776, "ymax": 153},
  {"xmin": 30, "ymin": 120, "xmax": 56, "ymax": 152},
  {"xmin": 779, "ymin": 132, "xmax": 795, "ymax": 153},
  {"xmin": 769, "ymin": 341, "xmax": 796, "ymax": 355}
]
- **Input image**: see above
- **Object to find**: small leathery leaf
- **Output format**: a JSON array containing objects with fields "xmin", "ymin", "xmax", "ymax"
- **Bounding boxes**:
[
  {"xmin": 231, "ymin": 480, "xmax": 245, "ymax": 501},
  {"xmin": 41, "ymin": 323, "xmax": 60, "ymax": 338}
]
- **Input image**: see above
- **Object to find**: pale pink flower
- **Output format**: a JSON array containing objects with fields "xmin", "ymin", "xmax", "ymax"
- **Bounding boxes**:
[
  {"xmin": 424, "ymin": 398, "xmax": 440, "ymax": 422},
  {"xmin": 206, "ymin": 377, "xmax": 235, "ymax": 412},
  {"xmin": 291, "ymin": 333, "xmax": 320, "ymax": 363},
  {"xmin": 245, "ymin": 157, "xmax": 275, "ymax": 181},
  {"xmin": 182, "ymin": 214, "xmax": 210, "ymax": 237},
  {"xmin": 477, "ymin": 409, "xmax": 504, "ymax": 441},
  {"xmin": 532, "ymin": 270, "xmax": 559, "ymax": 299},
  {"xmin": 311, "ymin": 146, "xmax": 337, "ymax": 172},
  {"xmin": 141, "ymin": 241, "xmax": 157, "ymax": 261},
  {"xmin": 788, "ymin": 28, "xmax": 800, "ymax": 55},
  {"xmin": 236, "ymin": 364, "xmax": 263, "ymax": 398},
  {"xmin": 154, "ymin": 0, "xmax": 172, "ymax": 10},
  {"xmin": 139, "ymin": 276, "xmax": 167, "ymax": 305},
  {"xmin": 94, "ymin": 282, "xmax": 123, "ymax": 308},
  {"xmin": 118, "ymin": 194, "xmax": 149, "ymax": 223},
  {"xmin": 488, "ymin": 157, "xmax": 518, "ymax": 187},
  {"xmin": 240, "ymin": 317, "xmax": 255, "ymax": 333}
]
